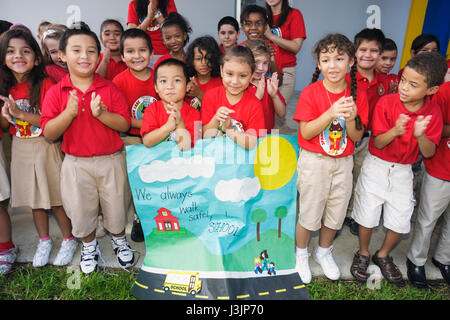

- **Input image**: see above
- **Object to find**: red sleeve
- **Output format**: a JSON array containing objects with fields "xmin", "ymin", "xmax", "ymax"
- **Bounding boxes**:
[
  {"xmin": 140, "ymin": 101, "xmax": 162, "ymax": 137},
  {"xmin": 167, "ymin": 0, "xmax": 177, "ymax": 13},
  {"xmin": 371, "ymin": 96, "xmax": 392, "ymax": 137},
  {"xmin": 242, "ymin": 94, "xmax": 266, "ymax": 136},
  {"xmin": 127, "ymin": 1, "xmax": 138, "ymax": 25},
  {"xmin": 293, "ymin": 85, "xmax": 317, "ymax": 123},
  {"xmin": 40, "ymin": 83, "xmax": 63, "ymax": 131},
  {"xmin": 109, "ymin": 83, "xmax": 131, "ymax": 127},
  {"xmin": 200, "ymin": 89, "xmax": 218, "ymax": 125},
  {"xmin": 289, "ymin": 9, "xmax": 306, "ymax": 39},
  {"xmin": 425, "ymin": 104, "xmax": 444, "ymax": 146}
]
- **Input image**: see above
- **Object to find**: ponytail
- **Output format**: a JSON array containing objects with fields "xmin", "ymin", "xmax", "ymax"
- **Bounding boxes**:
[
  {"xmin": 311, "ymin": 66, "xmax": 321, "ymax": 84},
  {"xmin": 350, "ymin": 63, "xmax": 362, "ymax": 131}
]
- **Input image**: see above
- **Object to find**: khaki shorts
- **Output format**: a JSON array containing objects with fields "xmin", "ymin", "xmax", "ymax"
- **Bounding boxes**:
[
  {"xmin": 0, "ymin": 139, "xmax": 10, "ymax": 202},
  {"xmin": 61, "ymin": 151, "xmax": 130, "ymax": 238},
  {"xmin": 297, "ymin": 149, "xmax": 353, "ymax": 231},
  {"xmin": 352, "ymin": 153, "xmax": 415, "ymax": 234}
]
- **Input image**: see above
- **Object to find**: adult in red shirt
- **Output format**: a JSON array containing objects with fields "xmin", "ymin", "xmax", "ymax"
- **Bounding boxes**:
[
  {"xmin": 264, "ymin": 0, "xmax": 306, "ymax": 105},
  {"xmin": 127, "ymin": 0, "xmax": 178, "ymax": 58}
]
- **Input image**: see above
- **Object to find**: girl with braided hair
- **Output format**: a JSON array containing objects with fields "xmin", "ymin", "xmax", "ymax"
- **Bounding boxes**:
[{"xmin": 292, "ymin": 33, "xmax": 369, "ymax": 284}]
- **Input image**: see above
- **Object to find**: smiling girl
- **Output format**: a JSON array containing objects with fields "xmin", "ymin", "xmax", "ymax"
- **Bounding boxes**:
[{"xmin": 40, "ymin": 24, "xmax": 69, "ymax": 83}]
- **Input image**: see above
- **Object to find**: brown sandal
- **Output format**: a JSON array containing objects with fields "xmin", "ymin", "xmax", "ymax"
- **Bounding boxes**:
[
  {"xmin": 350, "ymin": 251, "xmax": 370, "ymax": 282},
  {"xmin": 372, "ymin": 250, "xmax": 403, "ymax": 284}
]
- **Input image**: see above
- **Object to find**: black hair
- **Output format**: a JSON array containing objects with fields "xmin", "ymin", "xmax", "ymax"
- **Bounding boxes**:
[
  {"xmin": 381, "ymin": 38, "xmax": 397, "ymax": 53},
  {"xmin": 411, "ymin": 34, "xmax": 440, "ymax": 55},
  {"xmin": 59, "ymin": 24, "xmax": 101, "ymax": 54},
  {"xmin": 218, "ymin": 16, "xmax": 239, "ymax": 32},
  {"xmin": 0, "ymin": 20, "xmax": 13, "ymax": 35},
  {"xmin": 354, "ymin": 28, "xmax": 386, "ymax": 51},
  {"xmin": 240, "ymin": 5, "xmax": 268, "ymax": 26},
  {"xmin": 185, "ymin": 36, "xmax": 222, "ymax": 78},
  {"xmin": 136, "ymin": 0, "xmax": 170, "ymax": 23},
  {"xmin": 221, "ymin": 45, "xmax": 256, "ymax": 73},
  {"xmin": 311, "ymin": 33, "xmax": 362, "ymax": 130},
  {"xmin": 69, "ymin": 21, "xmax": 91, "ymax": 31},
  {"xmin": 100, "ymin": 19, "xmax": 124, "ymax": 37},
  {"xmin": 153, "ymin": 58, "xmax": 189, "ymax": 84},
  {"xmin": 119, "ymin": 28, "xmax": 153, "ymax": 56},
  {"xmin": 161, "ymin": 12, "xmax": 192, "ymax": 46},
  {"xmin": 0, "ymin": 28, "xmax": 48, "ymax": 113},
  {"xmin": 405, "ymin": 52, "xmax": 447, "ymax": 87},
  {"xmin": 266, "ymin": 0, "xmax": 292, "ymax": 28}
]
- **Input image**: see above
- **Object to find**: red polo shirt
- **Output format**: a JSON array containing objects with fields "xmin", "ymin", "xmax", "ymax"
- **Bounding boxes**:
[
  {"xmin": 346, "ymin": 70, "xmax": 390, "ymax": 130},
  {"xmin": 369, "ymin": 93, "xmax": 443, "ymax": 164},
  {"xmin": 293, "ymin": 80, "xmax": 369, "ymax": 157},
  {"xmin": 424, "ymin": 81, "xmax": 450, "ymax": 181},
  {"xmin": 97, "ymin": 53, "xmax": 127, "ymax": 81},
  {"xmin": 8, "ymin": 78, "xmax": 55, "ymax": 138},
  {"xmin": 248, "ymin": 82, "xmax": 286, "ymax": 132},
  {"xmin": 40, "ymin": 74, "xmax": 131, "ymax": 157},
  {"xmin": 113, "ymin": 68, "xmax": 158, "ymax": 136},
  {"xmin": 140, "ymin": 100, "xmax": 201, "ymax": 146},
  {"xmin": 46, "ymin": 64, "xmax": 68, "ymax": 83},
  {"xmin": 201, "ymin": 85, "xmax": 266, "ymax": 136}
]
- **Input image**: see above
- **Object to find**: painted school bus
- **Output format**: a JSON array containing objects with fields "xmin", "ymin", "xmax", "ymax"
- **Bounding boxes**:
[{"xmin": 163, "ymin": 271, "xmax": 202, "ymax": 295}]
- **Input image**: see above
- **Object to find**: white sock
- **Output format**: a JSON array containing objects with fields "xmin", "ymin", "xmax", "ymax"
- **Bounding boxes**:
[
  {"xmin": 296, "ymin": 246, "xmax": 308, "ymax": 255},
  {"xmin": 83, "ymin": 238, "xmax": 97, "ymax": 247},
  {"xmin": 316, "ymin": 245, "xmax": 331, "ymax": 255}
]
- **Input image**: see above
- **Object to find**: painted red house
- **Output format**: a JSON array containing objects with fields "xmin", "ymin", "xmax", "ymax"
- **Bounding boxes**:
[{"xmin": 154, "ymin": 208, "xmax": 180, "ymax": 232}]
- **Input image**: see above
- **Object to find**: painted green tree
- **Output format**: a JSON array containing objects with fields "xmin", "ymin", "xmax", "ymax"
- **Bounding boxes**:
[
  {"xmin": 275, "ymin": 206, "xmax": 288, "ymax": 238},
  {"xmin": 251, "ymin": 208, "xmax": 267, "ymax": 242}
]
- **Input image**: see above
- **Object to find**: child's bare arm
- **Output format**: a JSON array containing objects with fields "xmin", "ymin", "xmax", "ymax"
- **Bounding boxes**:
[
  {"xmin": 0, "ymin": 95, "xmax": 41, "ymax": 127},
  {"xmin": 267, "ymin": 73, "xmax": 286, "ymax": 118},
  {"xmin": 225, "ymin": 129, "xmax": 258, "ymax": 150},
  {"xmin": 203, "ymin": 107, "xmax": 234, "ymax": 138},
  {"xmin": 442, "ymin": 124, "xmax": 450, "ymax": 138}
]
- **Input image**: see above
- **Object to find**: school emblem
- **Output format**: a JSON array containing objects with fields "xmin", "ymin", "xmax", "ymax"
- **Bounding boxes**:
[
  {"xmin": 12, "ymin": 99, "xmax": 42, "ymax": 138},
  {"xmin": 190, "ymin": 97, "xmax": 201, "ymax": 111},
  {"xmin": 271, "ymin": 27, "xmax": 282, "ymax": 38},
  {"xmin": 377, "ymin": 83, "xmax": 386, "ymax": 96},
  {"xmin": 319, "ymin": 118, "xmax": 347, "ymax": 156},
  {"xmin": 131, "ymin": 96, "xmax": 157, "ymax": 120}
]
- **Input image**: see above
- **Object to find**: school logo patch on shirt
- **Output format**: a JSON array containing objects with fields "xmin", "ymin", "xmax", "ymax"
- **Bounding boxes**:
[
  {"xmin": 132, "ymin": 96, "xmax": 157, "ymax": 120},
  {"xmin": 190, "ymin": 97, "xmax": 201, "ymax": 111},
  {"xmin": 13, "ymin": 99, "xmax": 41, "ymax": 138},
  {"xmin": 319, "ymin": 118, "xmax": 347, "ymax": 156},
  {"xmin": 377, "ymin": 83, "xmax": 386, "ymax": 96}
]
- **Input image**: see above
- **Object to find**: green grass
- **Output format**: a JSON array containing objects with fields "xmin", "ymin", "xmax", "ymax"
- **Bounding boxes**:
[{"xmin": 0, "ymin": 264, "xmax": 448, "ymax": 300}]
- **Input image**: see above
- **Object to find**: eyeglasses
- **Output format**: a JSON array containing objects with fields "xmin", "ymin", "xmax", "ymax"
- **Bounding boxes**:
[{"xmin": 242, "ymin": 20, "xmax": 265, "ymax": 28}]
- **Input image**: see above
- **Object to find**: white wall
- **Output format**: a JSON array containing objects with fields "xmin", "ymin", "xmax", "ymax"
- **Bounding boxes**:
[{"xmin": 0, "ymin": 0, "xmax": 411, "ymax": 92}]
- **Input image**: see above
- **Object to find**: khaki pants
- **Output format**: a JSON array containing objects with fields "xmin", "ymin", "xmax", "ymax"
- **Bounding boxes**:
[{"xmin": 407, "ymin": 172, "xmax": 450, "ymax": 266}]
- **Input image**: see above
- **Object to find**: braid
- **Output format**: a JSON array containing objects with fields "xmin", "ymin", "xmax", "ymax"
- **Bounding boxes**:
[
  {"xmin": 311, "ymin": 66, "xmax": 321, "ymax": 83},
  {"xmin": 350, "ymin": 63, "xmax": 362, "ymax": 131}
]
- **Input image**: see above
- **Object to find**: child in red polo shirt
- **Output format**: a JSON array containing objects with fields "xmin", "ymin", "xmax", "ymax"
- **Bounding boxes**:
[
  {"xmin": 40, "ymin": 27, "xmax": 136, "ymax": 274},
  {"xmin": 375, "ymin": 38, "xmax": 399, "ymax": 93},
  {"xmin": 293, "ymin": 34, "xmax": 368, "ymax": 284},
  {"xmin": 96, "ymin": 19, "xmax": 127, "ymax": 81},
  {"xmin": 246, "ymin": 40, "xmax": 286, "ymax": 132},
  {"xmin": 141, "ymin": 58, "xmax": 200, "ymax": 151},
  {"xmin": 217, "ymin": 16, "xmax": 240, "ymax": 54},
  {"xmin": 185, "ymin": 36, "xmax": 223, "ymax": 111},
  {"xmin": 0, "ymin": 28, "xmax": 76, "ymax": 270},
  {"xmin": 345, "ymin": 28, "xmax": 391, "ymax": 233},
  {"xmin": 202, "ymin": 45, "xmax": 266, "ymax": 150},
  {"xmin": 113, "ymin": 28, "xmax": 158, "ymax": 243},
  {"xmin": 406, "ymin": 79, "xmax": 450, "ymax": 287},
  {"xmin": 351, "ymin": 52, "xmax": 447, "ymax": 285}
]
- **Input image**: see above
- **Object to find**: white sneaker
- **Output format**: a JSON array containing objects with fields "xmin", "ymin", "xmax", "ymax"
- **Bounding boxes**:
[
  {"xmin": 111, "ymin": 236, "xmax": 136, "ymax": 270},
  {"xmin": 0, "ymin": 247, "xmax": 18, "ymax": 274},
  {"xmin": 295, "ymin": 249, "xmax": 312, "ymax": 284},
  {"xmin": 80, "ymin": 241, "xmax": 103, "ymax": 274},
  {"xmin": 53, "ymin": 238, "xmax": 78, "ymax": 266},
  {"xmin": 33, "ymin": 239, "xmax": 53, "ymax": 267},
  {"xmin": 313, "ymin": 245, "xmax": 340, "ymax": 280}
]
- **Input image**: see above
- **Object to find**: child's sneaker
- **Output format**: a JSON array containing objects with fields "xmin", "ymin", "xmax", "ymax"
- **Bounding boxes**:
[
  {"xmin": 313, "ymin": 245, "xmax": 340, "ymax": 280},
  {"xmin": 0, "ymin": 247, "xmax": 18, "ymax": 275},
  {"xmin": 53, "ymin": 238, "xmax": 78, "ymax": 266},
  {"xmin": 33, "ymin": 239, "xmax": 53, "ymax": 267},
  {"xmin": 111, "ymin": 236, "xmax": 137, "ymax": 269},
  {"xmin": 295, "ymin": 248, "xmax": 312, "ymax": 284},
  {"xmin": 80, "ymin": 241, "xmax": 102, "ymax": 274}
]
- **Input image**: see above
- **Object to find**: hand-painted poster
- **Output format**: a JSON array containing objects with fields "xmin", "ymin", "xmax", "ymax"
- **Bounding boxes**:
[{"xmin": 127, "ymin": 134, "xmax": 309, "ymax": 300}]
